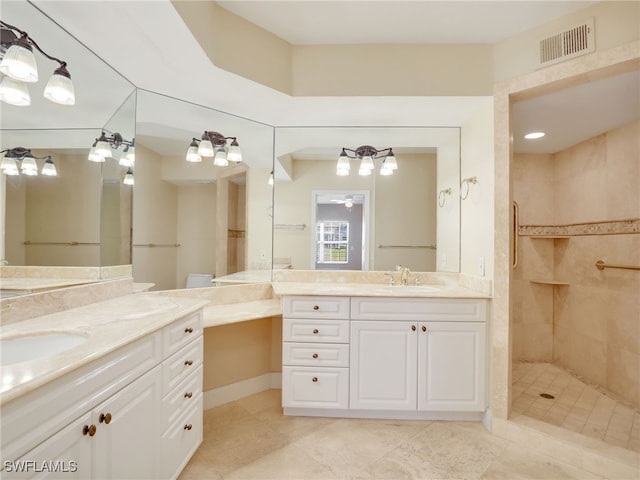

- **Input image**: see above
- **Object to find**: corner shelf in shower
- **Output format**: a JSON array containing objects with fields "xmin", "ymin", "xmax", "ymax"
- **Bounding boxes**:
[{"xmin": 529, "ymin": 279, "xmax": 570, "ymax": 286}]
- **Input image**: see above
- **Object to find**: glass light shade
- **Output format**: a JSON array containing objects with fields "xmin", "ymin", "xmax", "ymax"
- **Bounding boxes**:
[
  {"xmin": 41, "ymin": 158, "xmax": 57, "ymax": 176},
  {"xmin": 268, "ymin": 173, "xmax": 274, "ymax": 186},
  {"xmin": 360, "ymin": 155, "xmax": 374, "ymax": 170},
  {"xmin": 358, "ymin": 165, "xmax": 372, "ymax": 176},
  {"xmin": 197, "ymin": 139, "xmax": 214, "ymax": 157},
  {"xmin": 123, "ymin": 168, "xmax": 134, "ymax": 185},
  {"xmin": 336, "ymin": 166, "xmax": 350, "ymax": 176},
  {"xmin": 385, "ymin": 155, "xmax": 398, "ymax": 170},
  {"xmin": 20, "ymin": 156, "xmax": 38, "ymax": 172},
  {"xmin": 213, "ymin": 148, "xmax": 228, "ymax": 166},
  {"xmin": 0, "ymin": 76, "xmax": 31, "ymax": 106},
  {"xmin": 185, "ymin": 145, "xmax": 202, "ymax": 162},
  {"xmin": 380, "ymin": 165, "xmax": 393, "ymax": 176},
  {"xmin": 94, "ymin": 140, "xmax": 112, "ymax": 158},
  {"xmin": 43, "ymin": 71, "xmax": 75, "ymax": 105},
  {"xmin": 337, "ymin": 156, "xmax": 350, "ymax": 171},
  {"xmin": 87, "ymin": 146, "xmax": 105, "ymax": 163},
  {"xmin": 22, "ymin": 168, "xmax": 37, "ymax": 176},
  {"xmin": 1, "ymin": 155, "xmax": 19, "ymax": 175},
  {"xmin": 227, "ymin": 142, "xmax": 242, "ymax": 162},
  {"xmin": 0, "ymin": 42, "xmax": 38, "ymax": 82},
  {"xmin": 119, "ymin": 146, "xmax": 135, "ymax": 167}
]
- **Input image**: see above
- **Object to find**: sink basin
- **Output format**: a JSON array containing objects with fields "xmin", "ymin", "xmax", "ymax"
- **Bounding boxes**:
[{"xmin": 0, "ymin": 332, "xmax": 88, "ymax": 366}]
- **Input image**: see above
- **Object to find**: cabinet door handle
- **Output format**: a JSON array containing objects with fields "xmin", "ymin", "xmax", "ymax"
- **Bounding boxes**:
[
  {"xmin": 411, "ymin": 325, "xmax": 416, "ymax": 331},
  {"xmin": 184, "ymin": 424, "xmax": 193, "ymax": 431},
  {"xmin": 422, "ymin": 326, "xmax": 427, "ymax": 332},
  {"xmin": 312, "ymin": 329, "xmax": 319, "ymax": 334},
  {"xmin": 312, "ymin": 353, "xmax": 318, "ymax": 359},
  {"xmin": 82, "ymin": 425, "xmax": 97, "ymax": 437},
  {"xmin": 313, "ymin": 305, "xmax": 319, "ymax": 310},
  {"xmin": 185, "ymin": 360, "xmax": 194, "ymax": 366},
  {"xmin": 185, "ymin": 327, "xmax": 193, "ymax": 333},
  {"xmin": 312, "ymin": 377, "xmax": 318, "ymax": 382},
  {"xmin": 99, "ymin": 413, "xmax": 112, "ymax": 424},
  {"xmin": 184, "ymin": 392, "xmax": 193, "ymax": 399}
]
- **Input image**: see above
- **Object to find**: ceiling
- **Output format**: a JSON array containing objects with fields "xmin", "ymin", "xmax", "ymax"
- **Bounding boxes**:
[{"xmin": 5, "ymin": 1, "xmax": 638, "ymax": 157}]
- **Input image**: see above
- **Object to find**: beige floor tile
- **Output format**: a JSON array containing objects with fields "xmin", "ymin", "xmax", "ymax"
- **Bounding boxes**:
[{"xmin": 234, "ymin": 389, "xmax": 282, "ymax": 415}]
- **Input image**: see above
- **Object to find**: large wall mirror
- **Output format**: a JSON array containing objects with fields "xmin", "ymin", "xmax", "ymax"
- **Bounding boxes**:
[
  {"xmin": 0, "ymin": 1, "xmax": 136, "ymax": 275},
  {"xmin": 133, "ymin": 90, "xmax": 274, "ymax": 291},
  {"xmin": 272, "ymin": 126, "xmax": 461, "ymax": 273}
]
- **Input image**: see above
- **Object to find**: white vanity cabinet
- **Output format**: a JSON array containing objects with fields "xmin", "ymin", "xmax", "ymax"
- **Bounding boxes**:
[
  {"xmin": 1, "ymin": 311, "xmax": 203, "ymax": 480},
  {"xmin": 281, "ymin": 296, "xmax": 350, "ymax": 409},
  {"xmin": 350, "ymin": 297, "xmax": 487, "ymax": 413}
]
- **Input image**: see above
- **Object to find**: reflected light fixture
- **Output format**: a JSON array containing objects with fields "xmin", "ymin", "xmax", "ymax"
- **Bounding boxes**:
[
  {"xmin": 337, "ymin": 145, "xmax": 397, "ymax": 176},
  {"xmin": 0, "ymin": 21, "xmax": 75, "ymax": 106},
  {"xmin": 123, "ymin": 168, "xmax": 134, "ymax": 186},
  {"xmin": 87, "ymin": 131, "xmax": 135, "ymax": 166},
  {"xmin": 186, "ymin": 131, "xmax": 242, "ymax": 166},
  {"xmin": 268, "ymin": 170, "xmax": 274, "ymax": 186},
  {"xmin": 524, "ymin": 131, "xmax": 545, "ymax": 139},
  {"xmin": 0, "ymin": 147, "xmax": 57, "ymax": 177}
]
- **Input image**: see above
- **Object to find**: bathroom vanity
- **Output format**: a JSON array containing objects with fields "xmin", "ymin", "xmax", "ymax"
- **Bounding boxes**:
[
  {"xmin": 275, "ymin": 280, "xmax": 490, "ymax": 421},
  {"xmin": 0, "ymin": 294, "xmax": 207, "ymax": 480}
]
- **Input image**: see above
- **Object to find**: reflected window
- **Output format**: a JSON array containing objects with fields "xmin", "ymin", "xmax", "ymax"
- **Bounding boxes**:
[{"xmin": 316, "ymin": 221, "xmax": 349, "ymax": 264}]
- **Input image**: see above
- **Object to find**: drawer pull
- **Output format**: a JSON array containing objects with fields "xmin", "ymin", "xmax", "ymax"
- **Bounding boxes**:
[
  {"xmin": 184, "ymin": 424, "xmax": 193, "ymax": 431},
  {"xmin": 313, "ymin": 305, "xmax": 319, "ymax": 310},
  {"xmin": 422, "ymin": 325, "xmax": 427, "ymax": 332},
  {"xmin": 184, "ymin": 392, "xmax": 193, "ymax": 399},
  {"xmin": 98, "ymin": 413, "xmax": 112, "ymax": 424},
  {"xmin": 312, "ymin": 353, "xmax": 318, "ymax": 359},
  {"xmin": 313, "ymin": 329, "xmax": 319, "ymax": 334},
  {"xmin": 312, "ymin": 377, "xmax": 318, "ymax": 382},
  {"xmin": 184, "ymin": 360, "xmax": 194, "ymax": 366},
  {"xmin": 411, "ymin": 325, "xmax": 416, "ymax": 331},
  {"xmin": 82, "ymin": 425, "xmax": 97, "ymax": 437},
  {"xmin": 185, "ymin": 327, "xmax": 194, "ymax": 333}
]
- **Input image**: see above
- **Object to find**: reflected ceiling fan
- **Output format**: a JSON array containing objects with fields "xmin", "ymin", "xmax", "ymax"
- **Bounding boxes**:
[{"xmin": 331, "ymin": 194, "xmax": 362, "ymax": 208}]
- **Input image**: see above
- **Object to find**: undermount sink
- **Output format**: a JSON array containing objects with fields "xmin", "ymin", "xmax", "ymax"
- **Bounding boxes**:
[{"xmin": 0, "ymin": 332, "xmax": 88, "ymax": 366}]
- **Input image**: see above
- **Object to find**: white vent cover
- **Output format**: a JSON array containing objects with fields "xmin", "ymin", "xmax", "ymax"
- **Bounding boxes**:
[{"xmin": 538, "ymin": 18, "xmax": 595, "ymax": 68}]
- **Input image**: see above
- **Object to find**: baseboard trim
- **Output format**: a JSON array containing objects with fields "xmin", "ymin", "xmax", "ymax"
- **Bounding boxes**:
[{"xmin": 203, "ymin": 373, "xmax": 282, "ymax": 410}]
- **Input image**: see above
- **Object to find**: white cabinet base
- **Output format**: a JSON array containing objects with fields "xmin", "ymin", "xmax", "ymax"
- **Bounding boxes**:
[{"xmin": 283, "ymin": 407, "xmax": 484, "ymax": 421}]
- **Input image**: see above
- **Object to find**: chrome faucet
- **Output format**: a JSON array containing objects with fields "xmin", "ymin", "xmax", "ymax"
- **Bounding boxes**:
[{"xmin": 395, "ymin": 265, "xmax": 410, "ymax": 286}]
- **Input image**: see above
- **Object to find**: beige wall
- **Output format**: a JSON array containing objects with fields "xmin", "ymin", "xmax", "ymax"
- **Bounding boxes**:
[
  {"xmin": 245, "ymin": 168, "xmax": 273, "ymax": 270},
  {"xmin": 436, "ymin": 130, "xmax": 461, "ymax": 272},
  {"xmin": 4, "ymin": 175, "xmax": 26, "ymax": 265}
]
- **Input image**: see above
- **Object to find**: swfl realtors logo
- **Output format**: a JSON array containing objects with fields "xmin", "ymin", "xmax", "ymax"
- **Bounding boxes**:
[{"xmin": 3, "ymin": 460, "xmax": 78, "ymax": 473}]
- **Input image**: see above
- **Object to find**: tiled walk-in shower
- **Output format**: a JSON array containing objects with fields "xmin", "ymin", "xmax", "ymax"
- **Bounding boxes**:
[{"xmin": 512, "ymin": 361, "xmax": 640, "ymax": 453}]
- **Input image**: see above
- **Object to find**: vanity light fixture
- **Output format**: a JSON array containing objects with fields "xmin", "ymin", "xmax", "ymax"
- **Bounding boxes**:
[
  {"xmin": 123, "ymin": 168, "xmax": 134, "ymax": 186},
  {"xmin": 268, "ymin": 170, "xmax": 274, "ymax": 186},
  {"xmin": 337, "ymin": 145, "xmax": 398, "ymax": 176},
  {"xmin": 87, "ymin": 131, "xmax": 135, "ymax": 166},
  {"xmin": 0, "ymin": 147, "xmax": 57, "ymax": 177},
  {"xmin": 185, "ymin": 131, "xmax": 242, "ymax": 166},
  {"xmin": 0, "ymin": 21, "xmax": 75, "ymax": 106}
]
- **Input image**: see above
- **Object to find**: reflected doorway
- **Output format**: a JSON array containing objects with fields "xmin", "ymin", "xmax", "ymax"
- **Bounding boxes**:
[
  {"xmin": 311, "ymin": 190, "xmax": 369, "ymax": 270},
  {"xmin": 215, "ymin": 166, "xmax": 247, "ymax": 278}
]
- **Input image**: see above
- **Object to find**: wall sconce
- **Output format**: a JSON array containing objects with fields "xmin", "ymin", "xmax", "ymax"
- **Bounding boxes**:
[
  {"xmin": 0, "ymin": 147, "xmax": 57, "ymax": 176},
  {"xmin": 438, "ymin": 188, "xmax": 452, "ymax": 207},
  {"xmin": 460, "ymin": 176, "xmax": 478, "ymax": 200},
  {"xmin": 0, "ymin": 21, "xmax": 75, "ymax": 106},
  {"xmin": 337, "ymin": 145, "xmax": 397, "ymax": 176},
  {"xmin": 186, "ymin": 131, "xmax": 242, "ymax": 166},
  {"xmin": 88, "ymin": 131, "xmax": 135, "ymax": 166}
]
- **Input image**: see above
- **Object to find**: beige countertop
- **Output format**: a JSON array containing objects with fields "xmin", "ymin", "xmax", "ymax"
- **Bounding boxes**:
[
  {"xmin": 271, "ymin": 282, "xmax": 491, "ymax": 299},
  {"xmin": 0, "ymin": 278, "xmax": 98, "ymax": 291},
  {"xmin": 0, "ymin": 294, "xmax": 208, "ymax": 405}
]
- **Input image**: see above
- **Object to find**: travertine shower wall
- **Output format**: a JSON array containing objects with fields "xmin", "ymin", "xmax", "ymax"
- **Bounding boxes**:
[{"xmin": 513, "ymin": 120, "xmax": 640, "ymax": 409}]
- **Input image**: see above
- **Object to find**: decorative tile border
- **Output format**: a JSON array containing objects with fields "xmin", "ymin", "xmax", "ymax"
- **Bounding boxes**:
[
  {"xmin": 228, "ymin": 229, "xmax": 246, "ymax": 238},
  {"xmin": 519, "ymin": 218, "xmax": 640, "ymax": 237}
]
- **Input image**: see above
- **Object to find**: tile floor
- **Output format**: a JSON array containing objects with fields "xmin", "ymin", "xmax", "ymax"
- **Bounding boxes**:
[
  {"xmin": 512, "ymin": 361, "xmax": 640, "ymax": 453},
  {"xmin": 179, "ymin": 389, "xmax": 606, "ymax": 479}
]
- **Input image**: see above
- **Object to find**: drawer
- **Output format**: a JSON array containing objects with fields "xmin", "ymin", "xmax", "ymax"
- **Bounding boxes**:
[
  {"xmin": 282, "ymin": 366, "xmax": 349, "ymax": 409},
  {"xmin": 283, "ymin": 342, "xmax": 349, "ymax": 367},
  {"xmin": 163, "ymin": 313, "xmax": 202, "ymax": 358},
  {"xmin": 161, "ymin": 364, "xmax": 203, "ymax": 432},
  {"xmin": 161, "ymin": 396, "xmax": 203, "ymax": 480},
  {"xmin": 162, "ymin": 338, "xmax": 203, "ymax": 396},
  {"xmin": 351, "ymin": 297, "xmax": 487, "ymax": 322},
  {"xmin": 283, "ymin": 296, "xmax": 350, "ymax": 319},
  {"xmin": 283, "ymin": 318, "xmax": 350, "ymax": 343}
]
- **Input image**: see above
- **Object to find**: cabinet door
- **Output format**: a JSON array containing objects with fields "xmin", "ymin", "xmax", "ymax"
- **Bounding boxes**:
[
  {"xmin": 418, "ymin": 322, "xmax": 486, "ymax": 411},
  {"xmin": 92, "ymin": 365, "xmax": 162, "ymax": 479},
  {"xmin": 2, "ymin": 413, "xmax": 92, "ymax": 479},
  {"xmin": 350, "ymin": 321, "xmax": 417, "ymax": 410}
]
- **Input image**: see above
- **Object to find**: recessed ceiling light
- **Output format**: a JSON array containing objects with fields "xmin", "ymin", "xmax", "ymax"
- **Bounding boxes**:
[{"xmin": 524, "ymin": 132, "xmax": 545, "ymax": 139}]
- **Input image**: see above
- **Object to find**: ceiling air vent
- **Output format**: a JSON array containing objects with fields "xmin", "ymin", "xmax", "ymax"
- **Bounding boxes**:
[{"xmin": 538, "ymin": 18, "xmax": 595, "ymax": 68}]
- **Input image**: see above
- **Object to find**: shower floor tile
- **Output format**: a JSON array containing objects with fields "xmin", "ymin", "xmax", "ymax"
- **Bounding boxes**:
[{"xmin": 512, "ymin": 361, "xmax": 640, "ymax": 453}]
